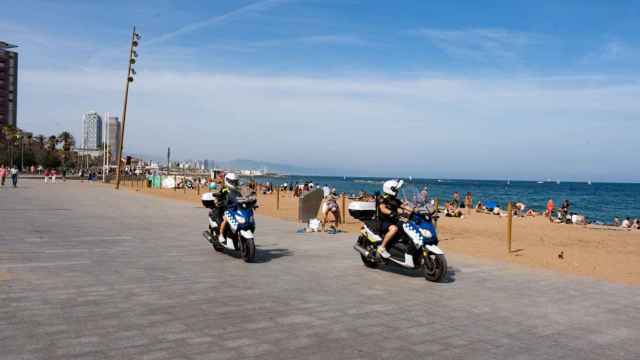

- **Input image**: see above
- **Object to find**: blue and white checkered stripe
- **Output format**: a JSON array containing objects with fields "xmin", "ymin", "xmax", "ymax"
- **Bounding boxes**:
[{"xmin": 225, "ymin": 210, "xmax": 238, "ymax": 231}]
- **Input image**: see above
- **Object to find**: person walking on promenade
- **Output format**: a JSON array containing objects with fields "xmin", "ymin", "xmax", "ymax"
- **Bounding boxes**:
[
  {"xmin": 10, "ymin": 165, "xmax": 18, "ymax": 187},
  {"xmin": 44, "ymin": 169, "xmax": 50, "ymax": 183},
  {"xmin": 0, "ymin": 164, "xmax": 6, "ymax": 186},
  {"xmin": 51, "ymin": 169, "xmax": 57, "ymax": 183}
]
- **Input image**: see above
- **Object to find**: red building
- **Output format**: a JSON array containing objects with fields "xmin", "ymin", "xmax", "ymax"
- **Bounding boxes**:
[{"xmin": 0, "ymin": 41, "xmax": 18, "ymax": 127}]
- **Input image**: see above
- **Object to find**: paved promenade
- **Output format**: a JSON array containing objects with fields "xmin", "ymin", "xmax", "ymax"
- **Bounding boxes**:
[{"xmin": 1, "ymin": 180, "xmax": 639, "ymax": 359}]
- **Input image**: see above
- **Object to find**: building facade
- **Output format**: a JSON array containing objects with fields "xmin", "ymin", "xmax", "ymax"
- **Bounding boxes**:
[
  {"xmin": 0, "ymin": 41, "xmax": 18, "ymax": 127},
  {"xmin": 106, "ymin": 116, "xmax": 120, "ymax": 161},
  {"xmin": 82, "ymin": 111, "xmax": 102, "ymax": 150}
]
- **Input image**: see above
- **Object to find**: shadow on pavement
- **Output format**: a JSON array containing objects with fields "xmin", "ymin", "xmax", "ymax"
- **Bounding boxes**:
[
  {"xmin": 252, "ymin": 246, "xmax": 293, "ymax": 263},
  {"xmin": 377, "ymin": 264, "xmax": 457, "ymax": 284}
]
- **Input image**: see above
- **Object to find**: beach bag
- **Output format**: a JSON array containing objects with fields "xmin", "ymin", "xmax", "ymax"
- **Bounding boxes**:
[{"xmin": 309, "ymin": 218, "xmax": 321, "ymax": 232}]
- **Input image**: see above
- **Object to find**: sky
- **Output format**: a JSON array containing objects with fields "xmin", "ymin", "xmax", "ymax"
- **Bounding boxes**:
[{"xmin": 2, "ymin": 0, "xmax": 640, "ymax": 181}]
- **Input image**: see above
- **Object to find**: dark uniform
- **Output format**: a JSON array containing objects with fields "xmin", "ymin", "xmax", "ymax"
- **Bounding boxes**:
[
  {"xmin": 379, "ymin": 193, "xmax": 401, "ymax": 234},
  {"xmin": 213, "ymin": 187, "xmax": 241, "ymax": 222}
]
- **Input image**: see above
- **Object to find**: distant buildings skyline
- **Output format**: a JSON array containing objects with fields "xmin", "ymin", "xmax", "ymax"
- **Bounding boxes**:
[
  {"xmin": 82, "ymin": 111, "xmax": 102, "ymax": 150},
  {"xmin": 106, "ymin": 115, "xmax": 120, "ymax": 162},
  {"xmin": 0, "ymin": 41, "xmax": 18, "ymax": 127}
]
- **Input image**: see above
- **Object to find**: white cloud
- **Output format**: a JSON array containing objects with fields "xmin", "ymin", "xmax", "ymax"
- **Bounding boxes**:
[
  {"xmin": 583, "ymin": 39, "xmax": 640, "ymax": 63},
  {"xmin": 146, "ymin": 0, "xmax": 291, "ymax": 46},
  {"xmin": 18, "ymin": 69, "xmax": 640, "ymax": 180},
  {"xmin": 411, "ymin": 28, "xmax": 542, "ymax": 62}
]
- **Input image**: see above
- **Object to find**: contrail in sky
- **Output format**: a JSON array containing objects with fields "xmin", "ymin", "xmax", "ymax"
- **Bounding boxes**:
[{"xmin": 146, "ymin": 0, "xmax": 291, "ymax": 46}]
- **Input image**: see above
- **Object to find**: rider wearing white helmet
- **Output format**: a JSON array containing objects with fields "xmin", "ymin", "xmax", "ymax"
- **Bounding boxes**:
[
  {"xmin": 377, "ymin": 179, "xmax": 410, "ymax": 258},
  {"xmin": 218, "ymin": 172, "xmax": 241, "ymax": 244}
]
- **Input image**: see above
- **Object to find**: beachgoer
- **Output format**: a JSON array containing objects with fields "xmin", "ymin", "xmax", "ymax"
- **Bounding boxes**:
[
  {"xmin": 451, "ymin": 192, "xmax": 461, "ymax": 208},
  {"xmin": 0, "ymin": 165, "xmax": 6, "ymax": 186},
  {"xmin": 633, "ymin": 219, "xmax": 640, "ymax": 230},
  {"xmin": 613, "ymin": 218, "xmax": 621, "ymax": 226},
  {"xmin": 445, "ymin": 203, "xmax": 463, "ymax": 218},
  {"xmin": 526, "ymin": 209, "xmax": 537, "ymax": 216},
  {"xmin": 546, "ymin": 199, "xmax": 554, "ymax": 222},
  {"xmin": 559, "ymin": 200, "xmax": 570, "ymax": 222},
  {"xmin": 621, "ymin": 217, "xmax": 632, "ymax": 229},
  {"xmin": 322, "ymin": 184, "xmax": 330, "ymax": 198},
  {"xmin": 417, "ymin": 187, "xmax": 429, "ymax": 207},
  {"xmin": 514, "ymin": 202, "xmax": 526, "ymax": 216},
  {"xmin": 322, "ymin": 189, "xmax": 341, "ymax": 232},
  {"xmin": 464, "ymin": 192, "xmax": 473, "ymax": 214},
  {"xmin": 51, "ymin": 169, "xmax": 57, "ymax": 183},
  {"xmin": 10, "ymin": 165, "xmax": 18, "ymax": 187}
]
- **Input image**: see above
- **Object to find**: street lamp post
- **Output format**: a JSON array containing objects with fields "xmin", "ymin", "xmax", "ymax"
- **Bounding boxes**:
[{"xmin": 115, "ymin": 26, "xmax": 141, "ymax": 190}]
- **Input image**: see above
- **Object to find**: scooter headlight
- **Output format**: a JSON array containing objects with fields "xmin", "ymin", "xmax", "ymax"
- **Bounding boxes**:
[
  {"xmin": 419, "ymin": 228, "xmax": 433, "ymax": 238},
  {"xmin": 235, "ymin": 215, "xmax": 246, "ymax": 224}
]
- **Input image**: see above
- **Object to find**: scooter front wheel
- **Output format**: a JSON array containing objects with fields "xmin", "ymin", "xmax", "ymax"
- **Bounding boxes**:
[
  {"xmin": 423, "ymin": 253, "xmax": 447, "ymax": 282},
  {"xmin": 240, "ymin": 237, "xmax": 256, "ymax": 262}
]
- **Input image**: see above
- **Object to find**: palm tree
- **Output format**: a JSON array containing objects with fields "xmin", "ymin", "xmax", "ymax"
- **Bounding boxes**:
[
  {"xmin": 1, "ymin": 124, "xmax": 18, "ymax": 165},
  {"xmin": 25, "ymin": 133, "xmax": 33, "ymax": 149},
  {"xmin": 57, "ymin": 131, "xmax": 75, "ymax": 163},
  {"xmin": 34, "ymin": 135, "xmax": 46, "ymax": 150},
  {"xmin": 47, "ymin": 135, "xmax": 58, "ymax": 152}
]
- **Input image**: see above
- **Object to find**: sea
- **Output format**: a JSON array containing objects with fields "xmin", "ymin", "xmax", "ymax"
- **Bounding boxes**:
[{"xmin": 253, "ymin": 175, "xmax": 640, "ymax": 224}]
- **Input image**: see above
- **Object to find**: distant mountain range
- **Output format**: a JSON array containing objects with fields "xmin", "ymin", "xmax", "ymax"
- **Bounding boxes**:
[{"xmin": 127, "ymin": 152, "xmax": 339, "ymax": 176}]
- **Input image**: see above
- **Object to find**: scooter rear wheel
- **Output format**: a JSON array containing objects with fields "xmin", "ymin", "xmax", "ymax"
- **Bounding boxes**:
[
  {"xmin": 360, "ymin": 254, "xmax": 379, "ymax": 268},
  {"xmin": 211, "ymin": 229, "xmax": 225, "ymax": 253}
]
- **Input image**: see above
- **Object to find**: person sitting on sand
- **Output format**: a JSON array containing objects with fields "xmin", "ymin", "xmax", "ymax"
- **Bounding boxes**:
[
  {"xmin": 475, "ymin": 201, "xmax": 486, "ymax": 213},
  {"xmin": 445, "ymin": 202, "xmax": 463, "ymax": 218},
  {"xmin": 526, "ymin": 209, "xmax": 537, "ymax": 217},
  {"xmin": 633, "ymin": 219, "xmax": 640, "ymax": 230},
  {"xmin": 621, "ymin": 217, "xmax": 632, "ymax": 229}
]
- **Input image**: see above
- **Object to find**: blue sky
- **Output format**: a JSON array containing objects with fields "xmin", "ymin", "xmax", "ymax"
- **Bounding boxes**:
[{"xmin": 2, "ymin": 0, "xmax": 640, "ymax": 181}]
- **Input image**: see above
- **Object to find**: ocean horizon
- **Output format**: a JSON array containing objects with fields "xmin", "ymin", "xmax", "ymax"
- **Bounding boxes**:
[{"xmin": 253, "ymin": 175, "xmax": 640, "ymax": 224}]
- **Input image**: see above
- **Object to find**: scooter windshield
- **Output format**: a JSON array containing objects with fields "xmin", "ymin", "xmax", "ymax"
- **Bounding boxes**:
[{"xmin": 399, "ymin": 184, "xmax": 432, "ymax": 211}]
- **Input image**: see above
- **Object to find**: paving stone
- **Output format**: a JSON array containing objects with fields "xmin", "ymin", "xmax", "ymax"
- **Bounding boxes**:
[{"xmin": 1, "ymin": 180, "xmax": 639, "ymax": 359}]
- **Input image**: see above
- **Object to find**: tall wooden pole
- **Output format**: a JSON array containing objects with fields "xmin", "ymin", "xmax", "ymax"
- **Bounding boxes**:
[
  {"xmin": 115, "ymin": 26, "xmax": 136, "ymax": 190},
  {"xmin": 507, "ymin": 201, "xmax": 513, "ymax": 253},
  {"xmin": 276, "ymin": 186, "xmax": 280, "ymax": 210},
  {"xmin": 341, "ymin": 194, "xmax": 346, "ymax": 224}
]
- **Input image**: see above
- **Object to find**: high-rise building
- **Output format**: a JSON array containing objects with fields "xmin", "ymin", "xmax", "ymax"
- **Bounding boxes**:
[
  {"xmin": 82, "ymin": 111, "xmax": 102, "ymax": 150},
  {"xmin": 106, "ymin": 116, "xmax": 120, "ymax": 161},
  {"xmin": 0, "ymin": 41, "xmax": 18, "ymax": 127}
]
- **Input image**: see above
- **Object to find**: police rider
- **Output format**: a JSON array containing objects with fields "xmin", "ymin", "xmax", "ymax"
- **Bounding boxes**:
[
  {"xmin": 377, "ymin": 179, "xmax": 412, "ymax": 259},
  {"xmin": 218, "ymin": 172, "xmax": 241, "ymax": 244}
]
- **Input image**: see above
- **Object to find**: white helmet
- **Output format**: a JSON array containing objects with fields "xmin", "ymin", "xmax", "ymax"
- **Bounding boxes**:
[
  {"xmin": 383, "ymin": 179, "xmax": 404, "ymax": 197},
  {"xmin": 224, "ymin": 172, "xmax": 239, "ymax": 190}
]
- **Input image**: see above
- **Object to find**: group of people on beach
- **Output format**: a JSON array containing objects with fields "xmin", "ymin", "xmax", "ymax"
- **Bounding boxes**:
[
  {"xmin": 613, "ymin": 217, "xmax": 640, "ymax": 230},
  {"xmin": 0, "ymin": 164, "xmax": 19, "ymax": 187}
]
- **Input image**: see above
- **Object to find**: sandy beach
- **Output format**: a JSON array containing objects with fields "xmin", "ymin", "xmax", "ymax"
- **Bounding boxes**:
[{"xmin": 108, "ymin": 179, "xmax": 640, "ymax": 285}]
